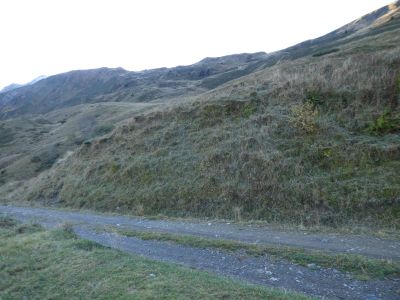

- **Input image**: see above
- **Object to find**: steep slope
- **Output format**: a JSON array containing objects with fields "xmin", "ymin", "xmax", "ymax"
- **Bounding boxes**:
[
  {"xmin": 1, "ymin": 2, "xmax": 400, "ymax": 228},
  {"xmin": 257, "ymin": 1, "xmax": 400, "ymax": 65}
]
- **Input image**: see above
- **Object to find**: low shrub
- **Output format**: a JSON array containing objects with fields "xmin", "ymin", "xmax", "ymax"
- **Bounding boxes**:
[
  {"xmin": 312, "ymin": 48, "xmax": 340, "ymax": 57},
  {"xmin": 34, "ymin": 148, "xmax": 60, "ymax": 172},
  {"xmin": 290, "ymin": 102, "xmax": 319, "ymax": 134},
  {"xmin": 0, "ymin": 216, "xmax": 17, "ymax": 228},
  {"xmin": 0, "ymin": 127, "xmax": 14, "ymax": 146},
  {"xmin": 367, "ymin": 111, "xmax": 400, "ymax": 134},
  {"xmin": 91, "ymin": 124, "xmax": 115, "ymax": 137},
  {"xmin": 304, "ymin": 90, "xmax": 323, "ymax": 109}
]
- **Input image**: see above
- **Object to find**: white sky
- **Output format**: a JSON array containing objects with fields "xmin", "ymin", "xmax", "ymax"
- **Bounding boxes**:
[{"xmin": 0, "ymin": 0, "xmax": 394, "ymax": 89}]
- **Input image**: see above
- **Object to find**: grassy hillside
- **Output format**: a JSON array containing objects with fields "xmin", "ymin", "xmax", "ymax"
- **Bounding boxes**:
[
  {"xmin": 6, "ymin": 25, "xmax": 398, "ymax": 228},
  {"xmin": 1, "ymin": 3, "xmax": 399, "ymax": 229},
  {"xmin": 0, "ymin": 102, "xmax": 159, "ymax": 185}
]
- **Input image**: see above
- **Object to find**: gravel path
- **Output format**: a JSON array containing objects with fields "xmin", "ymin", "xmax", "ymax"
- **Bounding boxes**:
[
  {"xmin": 75, "ymin": 228, "xmax": 399, "ymax": 300},
  {"xmin": 2, "ymin": 204, "xmax": 400, "ymax": 299},
  {"xmin": 1, "ymin": 205, "xmax": 398, "ymax": 259}
]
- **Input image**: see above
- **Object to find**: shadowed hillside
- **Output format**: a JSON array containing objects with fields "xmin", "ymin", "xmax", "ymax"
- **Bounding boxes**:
[{"xmin": 1, "ymin": 2, "xmax": 399, "ymax": 228}]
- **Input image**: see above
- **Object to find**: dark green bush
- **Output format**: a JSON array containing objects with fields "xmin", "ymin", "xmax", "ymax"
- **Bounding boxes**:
[
  {"xmin": 91, "ymin": 124, "xmax": 115, "ymax": 137},
  {"xmin": 242, "ymin": 103, "xmax": 256, "ymax": 118},
  {"xmin": 0, "ymin": 216, "xmax": 17, "ymax": 228},
  {"xmin": 0, "ymin": 127, "xmax": 14, "ymax": 146},
  {"xmin": 249, "ymin": 91, "xmax": 258, "ymax": 98},
  {"xmin": 73, "ymin": 239, "xmax": 104, "ymax": 251},
  {"xmin": 31, "ymin": 156, "xmax": 41, "ymax": 163},
  {"xmin": 34, "ymin": 146, "xmax": 60, "ymax": 172},
  {"xmin": 367, "ymin": 111, "xmax": 400, "ymax": 134},
  {"xmin": 304, "ymin": 90, "xmax": 323, "ymax": 109},
  {"xmin": 312, "ymin": 48, "xmax": 340, "ymax": 57}
]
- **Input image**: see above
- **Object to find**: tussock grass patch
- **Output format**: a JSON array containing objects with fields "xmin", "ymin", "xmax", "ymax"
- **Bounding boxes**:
[{"xmin": 0, "ymin": 216, "xmax": 43, "ymax": 238}]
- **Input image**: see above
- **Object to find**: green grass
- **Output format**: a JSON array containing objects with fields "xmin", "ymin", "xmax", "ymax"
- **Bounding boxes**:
[
  {"xmin": 0, "ymin": 218, "xmax": 310, "ymax": 299},
  {"xmin": 107, "ymin": 227, "xmax": 400, "ymax": 280}
]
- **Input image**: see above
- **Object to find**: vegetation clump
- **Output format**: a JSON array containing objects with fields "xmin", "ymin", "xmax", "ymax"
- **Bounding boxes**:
[
  {"xmin": 312, "ymin": 48, "xmax": 340, "ymax": 57},
  {"xmin": 367, "ymin": 111, "xmax": 400, "ymax": 134},
  {"xmin": 0, "ymin": 126, "xmax": 14, "ymax": 146},
  {"xmin": 290, "ymin": 102, "xmax": 319, "ymax": 134},
  {"xmin": 91, "ymin": 124, "xmax": 115, "ymax": 137}
]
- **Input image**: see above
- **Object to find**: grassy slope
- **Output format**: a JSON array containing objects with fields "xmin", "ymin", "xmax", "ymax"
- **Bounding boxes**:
[
  {"xmin": 0, "ymin": 102, "xmax": 158, "ymax": 185},
  {"xmin": 11, "ymin": 26, "xmax": 400, "ymax": 228},
  {"xmin": 1, "ymin": 7, "xmax": 400, "ymax": 229},
  {"xmin": 0, "ymin": 218, "xmax": 308, "ymax": 299}
]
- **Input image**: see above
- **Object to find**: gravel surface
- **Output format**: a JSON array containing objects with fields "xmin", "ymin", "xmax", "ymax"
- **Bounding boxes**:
[
  {"xmin": 1, "ymin": 205, "xmax": 398, "ymax": 259},
  {"xmin": 2, "ymin": 204, "xmax": 400, "ymax": 299}
]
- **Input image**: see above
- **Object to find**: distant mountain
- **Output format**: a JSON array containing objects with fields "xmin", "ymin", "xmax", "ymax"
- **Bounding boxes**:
[
  {"xmin": 27, "ymin": 75, "xmax": 47, "ymax": 85},
  {"xmin": 0, "ymin": 53, "xmax": 268, "ymax": 118},
  {"xmin": 0, "ymin": 83, "xmax": 23, "ymax": 93},
  {"xmin": 0, "ymin": 75, "xmax": 47, "ymax": 94}
]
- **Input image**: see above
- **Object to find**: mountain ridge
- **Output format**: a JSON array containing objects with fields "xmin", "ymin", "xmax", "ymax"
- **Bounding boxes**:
[
  {"xmin": 0, "ymin": 53, "xmax": 270, "ymax": 118},
  {"xmin": 0, "ymin": 75, "xmax": 47, "ymax": 94}
]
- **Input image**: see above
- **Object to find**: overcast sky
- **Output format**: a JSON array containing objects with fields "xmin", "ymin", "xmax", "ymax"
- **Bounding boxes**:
[{"xmin": 0, "ymin": 0, "xmax": 394, "ymax": 89}]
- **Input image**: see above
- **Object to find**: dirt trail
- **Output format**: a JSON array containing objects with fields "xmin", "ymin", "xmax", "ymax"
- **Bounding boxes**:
[
  {"xmin": 2, "ymin": 204, "xmax": 400, "ymax": 299},
  {"xmin": 1, "ymin": 205, "xmax": 398, "ymax": 259}
]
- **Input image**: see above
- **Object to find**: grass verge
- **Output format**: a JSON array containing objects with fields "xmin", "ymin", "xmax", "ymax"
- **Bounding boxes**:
[
  {"xmin": 0, "ymin": 217, "xmax": 309, "ymax": 299},
  {"xmin": 108, "ymin": 227, "xmax": 400, "ymax": 280}
]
